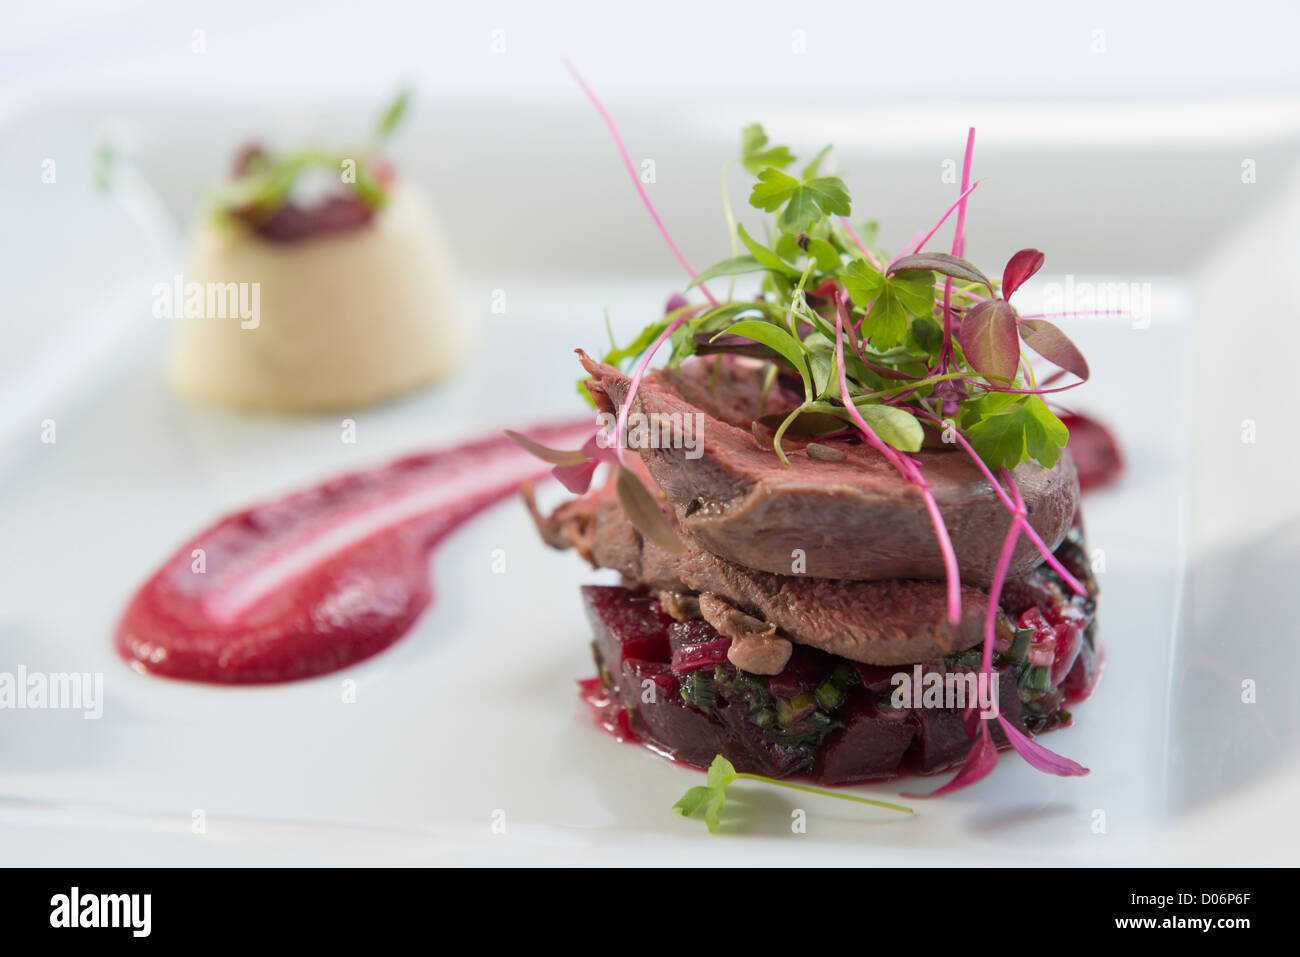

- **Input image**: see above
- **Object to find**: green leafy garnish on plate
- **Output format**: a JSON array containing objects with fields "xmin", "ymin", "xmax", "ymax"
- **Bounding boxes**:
[{"xmin": 673, "ymin": 755, "xmax": 913, "ymax": 834}]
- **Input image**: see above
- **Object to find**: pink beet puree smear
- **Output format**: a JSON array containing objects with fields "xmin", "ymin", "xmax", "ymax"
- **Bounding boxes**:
[{"xmin": 116, "ymin": 421, "xmax": 592, "ymax": 684}]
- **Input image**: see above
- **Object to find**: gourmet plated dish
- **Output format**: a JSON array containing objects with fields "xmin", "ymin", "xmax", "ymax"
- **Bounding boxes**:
[
  {"xmin": 513, "ymin": 80, "xmax": 1122, "ymax": 807},
  {"xmin": 117, "ymin": 82, "xmax": 1119, "ymax": 831},
  {"xmin": 167, "ymin": 93, "xmax": 466, "ymax": 412}
]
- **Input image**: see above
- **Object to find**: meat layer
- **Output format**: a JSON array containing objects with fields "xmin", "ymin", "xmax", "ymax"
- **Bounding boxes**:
[
  {"xmin": 580, "ymin": 353, "xmax": 1079, "ymax": 586},
  {"xmin": 527, "ymin": 480, "xmax": 989, "ymax": 666}
]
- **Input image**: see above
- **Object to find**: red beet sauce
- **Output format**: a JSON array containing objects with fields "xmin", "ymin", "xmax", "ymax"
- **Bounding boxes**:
[
  {"xmin": 1061, "ymin": 412, "xmax": 1124, "ymax": 492},
  {"xmin": 116, "ymin": 421, "xmax": 592, "ymax": 684}
]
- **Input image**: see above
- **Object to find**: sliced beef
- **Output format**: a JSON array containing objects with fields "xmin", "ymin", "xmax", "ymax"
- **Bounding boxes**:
[
  {"xmin": 527, "ymin": 480, "xmax": 989, "ymax": 666},
  {"xmin": 580, "ymin": 352, "xmax": 1079, "ymax": 586}
]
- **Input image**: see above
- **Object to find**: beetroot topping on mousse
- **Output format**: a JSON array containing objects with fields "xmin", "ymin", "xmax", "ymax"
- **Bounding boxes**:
[{"xmin": 213, "ymin": 90, "xmax": 409, "ymax": 244}]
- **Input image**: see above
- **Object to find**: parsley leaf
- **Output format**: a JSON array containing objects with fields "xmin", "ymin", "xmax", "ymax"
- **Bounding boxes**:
[
  {"xmin": 673, "ymin": 754, "xmax": 913, "ymax": 834},
  {"xmin": 842, "ymin": 260, "xmax": 936, "ymax": 349},
  {"xmin": 740, "ymin": 124, "xmax": 796, "ymax": 176},
  {"xmin": 963, "ymin": 394, "xmax": 1069, "ymax": 470},
  {"xmin": 750, "ymin": 168, "xmax": 851, "ymax": 233}
]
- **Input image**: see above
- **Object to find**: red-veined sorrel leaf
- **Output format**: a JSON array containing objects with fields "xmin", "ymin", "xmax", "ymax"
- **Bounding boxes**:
[
  {"xmin": 580, "ymin": 432, "xmax": 619, "ymax": 465},
  {"xmin": 997, "ymin": 715, "xmax": 1089, "ymax": 776},
  {"xmin": 552, "ymin": 459, "xmax": 599, "ymax": 495},
  {"xmin": 1001, "ymin": 248, "xmax": 1045, "ymax": 299},
  {"xmin": 888, "ymin": 252, "xmax": 994, "ymax": 295},
  {"xmin": 615, "ymin": 466, "xmax": 684, "ymax": 555},
  {"xmin": 1018, "ymin": 318, "xmax": 1090, "ymax": 380},
  {"xmin": 504, "ymin": 430, "xmax": 588, "ymax": 466},
  {"xmin": 958, "ymin": 299, "xmax": 1020, "ymax": 381}
]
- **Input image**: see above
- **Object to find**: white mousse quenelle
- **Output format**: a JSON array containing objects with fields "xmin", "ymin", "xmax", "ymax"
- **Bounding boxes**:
[{"xmin": 167, "ymin": 94, "xmax": 466, "ymax": 412}]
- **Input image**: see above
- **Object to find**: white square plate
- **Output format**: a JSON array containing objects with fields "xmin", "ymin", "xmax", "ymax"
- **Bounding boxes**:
[{"xmin": 1, "ymin": 96, "xmax": 1296, "ymax": 865}]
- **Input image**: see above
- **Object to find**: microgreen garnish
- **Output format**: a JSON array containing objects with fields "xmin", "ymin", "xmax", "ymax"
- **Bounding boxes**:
[
  {"xmin": 674, "ymin": 755, "xmax": 913, "ymax": 833},
  {"xmin": 615, "ymin": 465, "xmax": 684, "ymax": 554},
  {"xmin": 739, "ymin": 123, "xmax": 795, "ymax": 175},
  {"xmin": 502, "ymin": 430, "xmax": 588, "ymax": 466},
  {"xmin": 372, "ymin": 87, "xmax": 412, "ymax": 142},
  {"xmin": 749, "ymin": 165, "xmax": 851, "ymax": 234},
  {"xmin": 589, "ymin": 120, "xmax": 1088, "ymax": 479},
  {"xmin": 550, "ymin": 69, "xmax": 1095, "ymax": 795},
  {"xmin": 93, "ymin": 140, "xmax": 116, "ymax": 193},
  {"xmin": 210, "ymin": 90, "xmax": 410, "ymax": 227}
]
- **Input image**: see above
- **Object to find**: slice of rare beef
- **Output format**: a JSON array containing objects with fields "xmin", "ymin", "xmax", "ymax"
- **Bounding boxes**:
[
  {"xmin": 580, "ymin": 352, "xmax": 1078, "ymax": 587},
  {"xmin": 527, "ymin": 479, "xmax": 990, "ymax": 666}
]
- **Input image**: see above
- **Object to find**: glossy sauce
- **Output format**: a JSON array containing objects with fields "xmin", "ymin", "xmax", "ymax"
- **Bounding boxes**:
[{"xmin": 116, "ymin": 421, "xmax": 591, "ymax": 683}]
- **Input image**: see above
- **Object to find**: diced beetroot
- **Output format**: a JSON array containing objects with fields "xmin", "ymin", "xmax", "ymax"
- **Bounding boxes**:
[
  {"xmin": 907, "ymin": 706, "xmax": 973, "ymax": 775},
  {"xmin": 1062, "ymin": 635, "xmax": 1103, "ymax": 703},
  {"xmin": 904, "ymin": 667, "xmax": 1022, "ymax": 774},
  {"xmin": 711, "ymin": 696, "xmax": 816, "ymax": 780},
  {"xmin": 815, "ymin": 691, "xmax": 917, "ymax": 785},
  {"xmin": 578, "ymin": 586, "xmax": 1074, "ymax": 785},
  {"xmin": 999, "ymin": 573, "xmax": 1064, "ymax": 618},
  {"xmin": 1019, "ymin": 606, "xmax": 1055, "ymax": 641},
  {"xmin": 1050, "ymin": 622, "xmax": 1083, "ymax": 686},
  {"xmin": 623, "ymin": 658, "xmax": 677, "ymax": 698},
  {"xmin": 670, "ymin": 638, "xmax": 731, "ymax": 673},
  {"xmin": 581, "ymin": 585, "xmax": 672, "ymax": 675},
  {"xmin": 853, "ymin": 662, "xmax": 904, "ymax": 694},
  {"xmin": 667, "ymin": 619, "xmax": 731, "ymax": 673},
  {"xmin": 767, "ymin": 644, "xmax": 835, "ymax": 697},
  {"xmin": 1046, "ymin": 602, "xmax": 1089, "ymax": 630}
]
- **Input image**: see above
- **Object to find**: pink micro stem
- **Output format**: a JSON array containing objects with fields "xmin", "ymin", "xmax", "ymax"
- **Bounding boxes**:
[
  {"xmin": 939, "ymin": 278, "xmax": 956, "ymax": 370},
  {"xmin": 834, "ymin": 294, "xmax": 962, "ymax": 624},
  {"xmin": 988, "ymin": 469, "xmax": 1089, "ymax": 778},
  {"xmin": 614, "ymin": 311, "xmax": 695, "ymax": 466},
  {"xmin": 940, "ymin": 129, "xmax": 976, "ymax": 367},
  {"xmin": 914, "ymin": 408, "xmax": 1086, "ymax": 596},
  {"xmin": 889, "ymin": 179, "xmax": 982, "ymax": 266},
  {"xmin": 838, "ymin": 218, "xmax": 885, "ymax": 271},
  {"xmin": 953, "ymin": 128, "xmax": 975, "ymax": 259},
  {"xmin": 565, "ymin": 60, "xmax": 718, "ymax": 308},
  {"xmin": 981, "ymin": 470, "xmax": 1028, "ymax": 676}
]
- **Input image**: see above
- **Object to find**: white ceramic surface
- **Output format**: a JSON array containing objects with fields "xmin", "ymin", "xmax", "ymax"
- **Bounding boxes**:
[{"xmin": 1, "ymin": 90, "xmax": 1296, "ymax": 865}]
